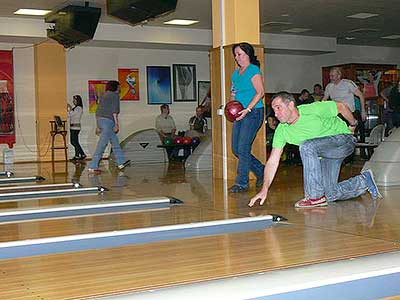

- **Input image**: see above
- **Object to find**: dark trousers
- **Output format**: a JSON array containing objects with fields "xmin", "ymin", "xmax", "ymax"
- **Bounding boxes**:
[
  {"xmin": 353, "ymin": 110, "xmax": 367, "ymax": 158},
  {"xmin": 70, "ymin": 129, "xmax": 85, "ymax": 157}
]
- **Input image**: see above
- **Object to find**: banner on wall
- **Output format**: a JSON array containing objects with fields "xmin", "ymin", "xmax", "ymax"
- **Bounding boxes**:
[
  {"xmin": 88, "ymin": 80, "xmax": 109, "ymax": 113},
  {"xmin": 118, "ymin": 68, "xmax": 140, "ymax": 101},
  {"xmin": 0, "ymin": 50, "xmax": 15, "ymax": 148}
]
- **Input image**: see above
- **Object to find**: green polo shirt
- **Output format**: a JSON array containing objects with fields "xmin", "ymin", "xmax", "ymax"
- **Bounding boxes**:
[{"xmin": 272, "ymin": 101, "xmax": 351, "ymax": 148}]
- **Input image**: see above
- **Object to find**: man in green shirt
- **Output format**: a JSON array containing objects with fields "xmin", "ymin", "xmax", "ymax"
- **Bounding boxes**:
[{"xmin": 249, "ymin": 92, "xmax": 382, "ymax": 208}]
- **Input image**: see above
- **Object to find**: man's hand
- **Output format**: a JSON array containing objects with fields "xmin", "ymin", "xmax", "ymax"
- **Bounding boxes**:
[
  {"xmin": 361, "ymin": 109, "xmax": 367, "ymax": 121},
  {"xmin": 248, "ymin": 188, "xmax": 268, "ymax": 207}
]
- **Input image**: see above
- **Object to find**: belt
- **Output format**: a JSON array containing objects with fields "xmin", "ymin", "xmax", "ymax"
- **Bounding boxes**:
[{"xmin": 70, "ymin": 123, "xmax": 81, "ymax": 127}]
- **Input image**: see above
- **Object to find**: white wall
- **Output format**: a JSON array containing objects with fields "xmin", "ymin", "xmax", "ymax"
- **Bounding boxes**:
[
  {"xmin": 264, "ymin": 45, "xmax": 400, "ymax": 94},
  {"xmin": 66, "ymin": 46, "xmax": 210, "ymax": 156},
  {"xmin": 319, "ymin": 44, "xmax": 400, "ymax": 66},
  {"xmin": 265, "ymin": 53, "xmax": 321, "ymax": 93},
  {"xmin": 2, "ymin": 40, "xmax": 400, "ymax": 162}
]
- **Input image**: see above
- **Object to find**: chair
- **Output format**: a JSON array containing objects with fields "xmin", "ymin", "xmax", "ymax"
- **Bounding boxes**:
[
  {"xmin": 50, "ymin": 116, "xmax": 68, "ymax": 162},
  {"xmin": 355, "ymin": 124, "xmax": 385, "ymax": 159}
]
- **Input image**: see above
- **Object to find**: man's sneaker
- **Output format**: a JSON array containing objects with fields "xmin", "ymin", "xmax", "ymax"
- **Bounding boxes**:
[
  {"xmin": 295, "ymin": 196, "xmax": 328, "ymax": 208},
  {"xmin": 228, "ymin": 184, "xmax": 249, "ymax": 193},
  {"xmin": 361, "ymin": 169, "xmax": 382, "ymax": 200},
  {"xmin": 118, "ymin": 160, "xmax": 131, "ymax": 170}
]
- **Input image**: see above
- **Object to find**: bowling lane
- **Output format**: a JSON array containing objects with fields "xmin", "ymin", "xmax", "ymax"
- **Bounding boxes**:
[{"xmin": 0, "ymin": 204, "xmax": 245, "ymax": 242}]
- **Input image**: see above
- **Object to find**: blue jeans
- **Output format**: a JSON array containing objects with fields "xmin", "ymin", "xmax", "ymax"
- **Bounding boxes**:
[
  {"xmin": 299, "ymin": 134, "xmax": 369, "ymax": 202},
  {"xmin": 392, "ymin": 112, "xmax": 400, "ymax": 128},
  {"xmin": 232, "ymin": 107, "xmax": 265, "ymax": 188},
  {"xmin": 89, "ymin": 117, "xmax": 126, "ymax": 169}
]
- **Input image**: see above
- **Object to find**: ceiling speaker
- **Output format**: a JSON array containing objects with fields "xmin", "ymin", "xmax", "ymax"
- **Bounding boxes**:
[
  {"xmin": 107, "ymin": 0, "xmax": 178, "ymax": 26},
  {"xmin": 45, "ymin": 4, "xmax": 101, "ymax": 48}
]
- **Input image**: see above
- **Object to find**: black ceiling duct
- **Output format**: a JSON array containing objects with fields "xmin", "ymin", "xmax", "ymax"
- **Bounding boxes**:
[
  {"xmin": 45, "ymin": 3, "xmax": 101, "ymax": 49},
  {"xmin": 107, "ymin": 0, "xmax": 178, "ymax": 26}
]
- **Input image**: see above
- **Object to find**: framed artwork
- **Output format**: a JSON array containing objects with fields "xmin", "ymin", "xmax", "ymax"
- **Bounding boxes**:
[
  {"xmin": 173, "ymin": 64, "xmax": 196, "ymax": 102},
  {"xmin": 146, "ymin": 66, "xmax": 172, "ymax": 105},
  {"xmin": 118, "ymin": 68, "xmax": 140, "ymax": 101},
  {"xmin": 0, "ymin": 50, "xmax": 15, "ymax": 148},
  {"xmin": 88, "ymin": 80, "xmax": 109, "ymax": 113}
]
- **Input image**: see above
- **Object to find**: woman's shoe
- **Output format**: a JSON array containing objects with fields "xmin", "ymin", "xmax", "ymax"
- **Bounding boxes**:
[
  {"xmin": 228, "ymin": 184, "xmax": 249, "ymax": 193},
  {"xmin": 69, "ymin": 156, "xmax": 79, "ymax": 162},
  {"xmin": 256, "ymin": 177, "xmax": 264, "ymax": 187},
  {"xmin": 79, "ymin": 155, "xmax": 87, "ymax": 160}
]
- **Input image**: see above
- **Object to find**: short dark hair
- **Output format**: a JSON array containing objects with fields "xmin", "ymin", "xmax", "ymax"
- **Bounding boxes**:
[
  {"xmin": 72, "ymin": 95, "xmax": 83, "ymax": 107},
  {"xmin": 160, "ymin": 104, "xmax": 169, "ymax": 111},
  {"xmin": 300, "ymin": 89, "xmax": 310, "ymax": 95},
  {"xmin": 232, "ymin": 42, "xmax": 260, "ymax": 67},
  {"xmin": 271, "ymin": 91, "xmax": 296, "ymax": 105},
  {"xmin": 314, "ymin": 83, "xmax": 322, "ymax": 89},
  {"xmin": 106, "ymin": 80, "xmax": 120, "ymax": 92}
]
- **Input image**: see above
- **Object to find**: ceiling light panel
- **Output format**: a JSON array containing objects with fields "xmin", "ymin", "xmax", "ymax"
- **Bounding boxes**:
[
  {"xmin": 347, "ymin": 13, "xmax": 379, "ymax": 19},
  {"xmin": 282, "ymin": 28, "xmax": 311, "ymax": 33},
  {"xmin": 14, "ymin": 9, "xmax": 51, "ymax": 16},
  {"xmin": 381, "ymin": 35, "xmax": 400, "ymax": 39},
  {"xmin": 163, "ymin": 19, "xmax": 199, "ymax": 25}
]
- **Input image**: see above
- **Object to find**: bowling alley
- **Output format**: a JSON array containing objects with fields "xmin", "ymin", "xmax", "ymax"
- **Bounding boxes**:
[{"xmin": 0, "ymin": 0, "xmax": 399, "ymax": 299}]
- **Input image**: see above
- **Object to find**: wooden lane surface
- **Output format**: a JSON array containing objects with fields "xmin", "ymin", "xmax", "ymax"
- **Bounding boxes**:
[
  {"xmin": 0, "ymin": 162, "xmax": 399, "ymax": 299},
  {"xmin": 0, "ymin": 205, "xmax": 244, "ymax": 242},
  {"xmin": 0, "ymin": 195, "xmax": 110, "ymax": 211},
  {"xmin": 0, "ymin": 225, "xmax": 398, "ymax": 299}
]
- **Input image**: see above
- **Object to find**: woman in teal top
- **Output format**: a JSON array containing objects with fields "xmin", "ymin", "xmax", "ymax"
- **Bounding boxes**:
[{"xmin": 228, "ymin": 42, "xmax": 265, "ymax": 193}]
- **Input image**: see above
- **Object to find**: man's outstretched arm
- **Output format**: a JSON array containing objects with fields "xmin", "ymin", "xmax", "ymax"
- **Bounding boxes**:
[{"xmin": 249, "ymin": 147, "xmax": 283, "ymax": 207}]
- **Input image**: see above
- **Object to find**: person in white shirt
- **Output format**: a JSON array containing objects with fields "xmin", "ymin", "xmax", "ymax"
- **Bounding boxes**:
[
  {"xmin": 323, "ymin": 67, "xmax": 366, "ymax": 121},
  {"xmin": 67, "ymin": 95, "xmax": 86, "ymax": 161},
  {"xmin": 155, "ymin": 104, "xmax": 176, "ymax": 141}
]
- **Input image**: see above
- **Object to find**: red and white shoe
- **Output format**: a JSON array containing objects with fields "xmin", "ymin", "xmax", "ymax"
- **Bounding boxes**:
[{"xmin": 295, "ymin": 196, "xmax": 328, "ymax": 208}]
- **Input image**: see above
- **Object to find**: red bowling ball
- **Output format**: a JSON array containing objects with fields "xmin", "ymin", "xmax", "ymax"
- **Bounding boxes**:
[
  {"xmin": 224, "ymin": 101, "xmax": 244, "ymax": 122},
  {"xmin": 182, "ymin": 137, "xmax": 193, "ymax": 145},
  {"xmin": 174, "ymin": 137, "xmax": 184, "ymax": 144}
]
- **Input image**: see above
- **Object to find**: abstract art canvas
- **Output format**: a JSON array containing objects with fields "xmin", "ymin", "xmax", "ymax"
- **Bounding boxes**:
[
  {"xmin": 146, "ymin": 66, "xmax": 172, "ymax": 105},
  {"xmin": 118, "ymin": 68, "xmax": 140, "ymax": 101}
]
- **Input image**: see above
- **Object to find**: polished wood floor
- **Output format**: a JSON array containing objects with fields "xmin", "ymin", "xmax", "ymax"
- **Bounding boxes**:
[{"xmin": 0, "ymin": 160, "xmax": 399, "ymax": 299}]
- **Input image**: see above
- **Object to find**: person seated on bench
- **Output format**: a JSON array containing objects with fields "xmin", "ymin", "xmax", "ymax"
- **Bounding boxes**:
[
  {"xmin": 188, "ymin": 106, "xmax": 208, "ymax": 136},
  {"xmin": 155, "ymin": 104, "xmax": 176, "ymax": 142}
]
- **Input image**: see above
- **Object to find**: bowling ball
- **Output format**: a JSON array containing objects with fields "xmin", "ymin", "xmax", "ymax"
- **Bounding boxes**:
[
  {"xmin": 192, "ymin": 137, "xmax": 201, "ymax": 145},
  {"xmin": 164, "ymin": 137, "xmax": 174, "ymax": 145},
  {"xmin": 225, "ymin": 101, "xmax": 244, "ymax": 122},
  {"xmin": 182, "ymin": 136, "xmax": 193, "ymax": 145},
  {"xmin": 174, "ymin": 137, "xmax": 184, "ymax": 144}
]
